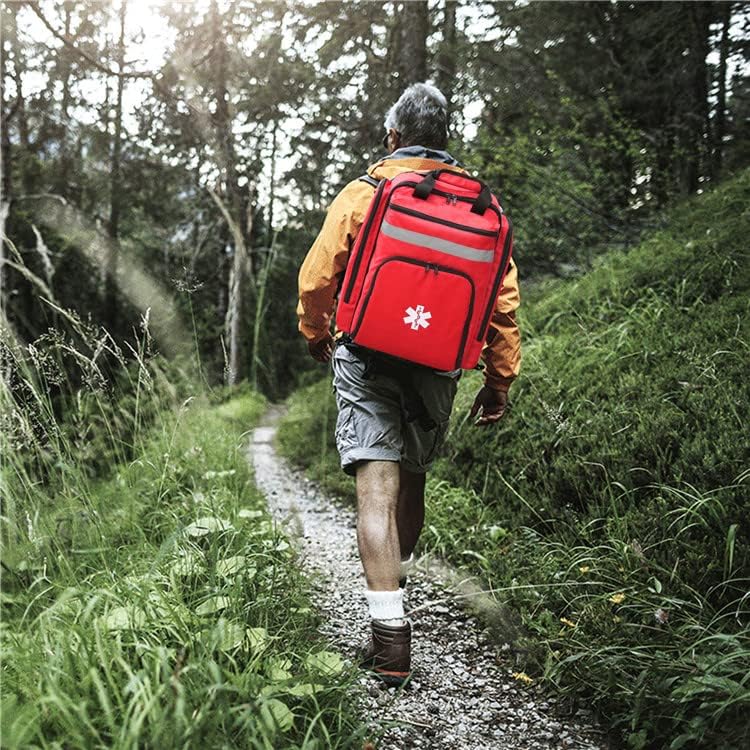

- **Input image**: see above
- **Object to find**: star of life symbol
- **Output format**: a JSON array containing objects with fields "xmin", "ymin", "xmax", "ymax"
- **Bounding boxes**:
[{"xmin": 403, "ymin": 304, "xmax": 432, "ymax": 331}]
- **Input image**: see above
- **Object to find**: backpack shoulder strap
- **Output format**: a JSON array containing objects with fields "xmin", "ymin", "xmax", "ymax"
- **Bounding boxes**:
[{"xmin": 358, "ymin": 173, "xmax": 381, "ymax": 189}]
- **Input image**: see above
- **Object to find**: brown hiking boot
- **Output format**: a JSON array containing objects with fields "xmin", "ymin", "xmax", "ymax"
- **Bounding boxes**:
[{"xmin": 358, "ymin": 619, "xmax": 411, "ymax": 686}]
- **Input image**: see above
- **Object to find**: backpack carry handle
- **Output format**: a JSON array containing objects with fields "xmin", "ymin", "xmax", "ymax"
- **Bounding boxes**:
[
  {"xmin": 413, "ymin": 171, "xmax": 437, "ymax": 199},
  {"xmin": 414, "ymin": 171, "xmax": 492, "ymax": 215},
  {"xmin": 471, "ymin": 184, "xmax": 492, "ymax": 215}
]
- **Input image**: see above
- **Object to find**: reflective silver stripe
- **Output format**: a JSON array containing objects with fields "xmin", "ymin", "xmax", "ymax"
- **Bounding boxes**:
[{"xmin": 381, "ymin": 219, "xmax": 494, "ymax": 263}]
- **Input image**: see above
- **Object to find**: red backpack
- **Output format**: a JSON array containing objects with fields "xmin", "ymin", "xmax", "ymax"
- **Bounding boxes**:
[{"xmin": 336, "ymin": 168, "xmax": 513, "ymax": 371}]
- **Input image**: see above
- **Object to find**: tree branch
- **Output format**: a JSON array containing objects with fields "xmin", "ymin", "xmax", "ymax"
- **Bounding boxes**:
[
  {"xmin": 25, "ymin": 1, "xmax": 151, "ymax": 80},
  {"xmin": 23, "ymin": 1, "xmax": 204, "ymax": 118}
]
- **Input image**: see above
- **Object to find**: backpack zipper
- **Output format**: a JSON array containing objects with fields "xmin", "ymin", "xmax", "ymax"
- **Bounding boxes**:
[
  {"xmin": 476, "ymin": 216, "xmax": 514, "ymax": 341},
  {"xmin": 389, "ymin": 203, "xmax": 499, "ymax": 238},
  {"xmin": 396, "ymin": 181, "xmax": 504, "ymax": 223},
  {"xmin": 343, "ymin": 178, "xmax": 387, "ymax": 304}
]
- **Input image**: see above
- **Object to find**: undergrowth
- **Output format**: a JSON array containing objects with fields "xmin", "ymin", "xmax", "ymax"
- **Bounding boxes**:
[
  {"xmin": 1, "ymin": 311, "xmax": 367, "ymax": 747},
  {"xmin": 276, "ymin": 171, "xmax": 750, "ymax": 749}
]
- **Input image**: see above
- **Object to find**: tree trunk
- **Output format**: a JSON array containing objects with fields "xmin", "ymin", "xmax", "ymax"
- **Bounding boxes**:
[
  {"xmin": 1, "ymin": 2, "xmax": 11, "ymax": 204},
  {"xmin": 7, "ymin": 4, "xmax": 31, "ymax": 194},
  {"xmin": 210, "ymin": 187, "xmax": 251, "ymax": 387},
  {"xmin": 1, "ymin": 3, "xmax": 12, "ymax": 311},
  {"xmin": 683, "ymin": 2, "xmax": 712, "ymax": 194},
  {"xmin": 713, "ymin": 2, "xmax": 732, "ymax": 181},
  {"xmin": 104, "ymin": 0, "xmax": 127, "ymax": 328},
  {"xmin": 267, "ymin": 118, "xmax": 277, "ymax": 241},
  {"xmin": 435, "ymin": 0, "xmax": 457, "ymax": 117},
  {"xmin": 210, "ymin": 0, "xmax": 249, "ymax": 383},
  {"xmin": 0, "ymin": 202, "xmax": 8, "ymax": 313},
  {"xmin": 55, "ymin": 1, "xmax": 75, "ymax": 197},
  {"xmin": 395, "ymin": 1, "xmax": 429, "ymax": 86}
]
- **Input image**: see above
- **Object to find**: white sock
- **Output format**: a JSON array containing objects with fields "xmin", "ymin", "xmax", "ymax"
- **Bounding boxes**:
[
  {"xmin": 399, "ymin": 553, "xmax": 416, "ymax": 583},
  {"xmin": 365, "ymin": 588, "xmax": 406, "ymax": 625}
]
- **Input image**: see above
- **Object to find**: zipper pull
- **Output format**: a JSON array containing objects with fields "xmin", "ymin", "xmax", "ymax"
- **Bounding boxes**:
[{"xmin": 445, "ymin": 193, "xmax": 457, "ymax": 206}]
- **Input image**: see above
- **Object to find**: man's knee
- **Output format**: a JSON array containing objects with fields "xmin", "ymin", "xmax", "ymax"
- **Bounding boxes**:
[{"xmin": 356, "ymin": 460, "xmax": 400, "ymax": 508}]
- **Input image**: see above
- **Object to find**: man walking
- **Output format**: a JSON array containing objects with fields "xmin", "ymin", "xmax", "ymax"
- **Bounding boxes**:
[{"xmin": 297, "ymin": 83, "xmax": 521, "ymax": 685}]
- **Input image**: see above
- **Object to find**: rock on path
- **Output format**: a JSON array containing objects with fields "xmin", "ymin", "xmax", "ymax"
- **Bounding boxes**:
[{"xmin": 251, "ymin": 407, "xmax": 609, "ymax": 750}]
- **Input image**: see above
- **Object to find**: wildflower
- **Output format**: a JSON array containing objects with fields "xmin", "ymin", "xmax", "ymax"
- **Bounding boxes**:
[
  {"xmin": 613, "ymin": 615, "xmax": 622, "ymax": 623},
  {"xmin": 609, "ymin": 592, "xmax": 626, "ymax": 605},
  {"xmin": 578, "ymin": 565, "xmax": 590, "ymax": 574},
  {"xmin": 654, "ymin": 608, "xmax": 669, "ymax": 625},
  {"xmin": 512, "ymin": 671, "xmax": 534, "ymax": 685},
  {"xmin": 560, "ymin": 617, "xmax": 576, "ymax": 628}
]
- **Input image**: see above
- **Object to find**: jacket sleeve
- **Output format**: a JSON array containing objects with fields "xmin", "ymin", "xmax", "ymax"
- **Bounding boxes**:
[
  {"xmin": 481, "ymin": 259, "xmax": 521, "ymax": 391},
  {"xmin": 296, "ymin": 185, "xmax": 366, "ymax": 343}
]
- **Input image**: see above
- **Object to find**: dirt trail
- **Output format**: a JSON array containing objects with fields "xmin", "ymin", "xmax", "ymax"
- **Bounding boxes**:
[{"xmin": 251, "ymin": 406, "xmax": 609, "ymax": 750}]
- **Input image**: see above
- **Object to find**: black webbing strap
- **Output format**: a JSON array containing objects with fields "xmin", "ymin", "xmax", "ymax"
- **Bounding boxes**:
[
  {"xmin": 471, "ymin": 184, "xmax": 492, "ymax": 215},
  {"xmin": 413, "ymin": 171, "xmax": 437, "ymax": 200},
  {"xmin": 359, "ymin": 174, "xmax": 380, "ymax": 188}
]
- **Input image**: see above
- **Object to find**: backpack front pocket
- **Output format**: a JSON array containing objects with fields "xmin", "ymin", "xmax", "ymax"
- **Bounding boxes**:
[{"xmin": 351, "ymin": 257, "xmax": 475, "ymax": 371}]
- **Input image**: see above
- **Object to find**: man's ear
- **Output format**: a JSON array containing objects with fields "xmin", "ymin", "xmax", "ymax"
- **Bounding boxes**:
[{"xmin": 388, "ymin": 129, "xmax": 400, "ymax": 152}]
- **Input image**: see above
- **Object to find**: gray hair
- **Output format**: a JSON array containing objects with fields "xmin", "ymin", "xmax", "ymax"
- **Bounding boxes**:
[{"xmin": 384, "ymin": 82, "xmax": 449, "ymax": 149}]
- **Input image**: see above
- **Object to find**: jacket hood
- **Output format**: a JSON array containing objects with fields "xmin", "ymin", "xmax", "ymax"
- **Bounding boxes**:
[{"xmin": 367, "ymin": 157, "xmax": 466, "ymax": 182}]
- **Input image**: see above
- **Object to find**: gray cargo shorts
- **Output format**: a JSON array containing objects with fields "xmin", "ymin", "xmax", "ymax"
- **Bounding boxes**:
[{"xmin": 331, "ymin": 343, "xmax": 460, "ymax": 476}]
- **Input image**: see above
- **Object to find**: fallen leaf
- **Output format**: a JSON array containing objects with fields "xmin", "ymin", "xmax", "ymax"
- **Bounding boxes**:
[
  {"xmin": 286, "ymin": 683, "xmax": 323, "ymax": 697},
  {"xmin": 238, "ymin": 509, "xmax": 264, "ymax": 520},
  {"xmin": 214, "ymin": 619, "xmax": 245, "ymax": 651},
  {"xmin": 512, "ymin": 671, "xmax": 534, "ymax": 685},
  {"xmin": 246, "ymin": 626, "xmax": 269, "ymax": 653},
  {"xmin": 102, "ymin": 606, "xmax": 146, "ymax": 631},
  {"xmin": 184, "ymin": 516, "xmax": 233, "ymax": 537},
  {"xmin": 216, "ymin": 556, "xmax": 252, "ymax": 578}
]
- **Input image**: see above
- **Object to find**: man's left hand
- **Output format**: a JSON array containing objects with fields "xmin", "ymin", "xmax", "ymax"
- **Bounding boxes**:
[{"xmin": 470, "ymin": 385, "xmax": 508, "ymax": 427}]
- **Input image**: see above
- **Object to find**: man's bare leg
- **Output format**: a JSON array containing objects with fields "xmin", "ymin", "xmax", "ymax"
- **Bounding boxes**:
[
  {"xmin": 356, "ymin": 459, "xmax": 401, "ymax": 591},
  {"xmin": 397, "ymin": 468, "xmax": 426, "ymax": 560},
  {"xmin": 356, "ymin": 459, "xmax": 411, "ymax": 683}
]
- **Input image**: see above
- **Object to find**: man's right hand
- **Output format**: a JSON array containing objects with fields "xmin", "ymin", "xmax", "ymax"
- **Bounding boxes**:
[{"xmin": 308, "ymin": 333, "xmax": 334, "ymax": 363}]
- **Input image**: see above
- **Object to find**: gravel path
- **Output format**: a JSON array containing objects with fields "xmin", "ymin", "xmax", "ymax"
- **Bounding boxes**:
[{"xmin": 251, "ymin": 407, "xmax": 610, "ymax": 750}]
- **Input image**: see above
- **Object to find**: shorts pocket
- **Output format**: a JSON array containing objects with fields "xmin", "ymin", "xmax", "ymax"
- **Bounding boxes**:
[{"xmin": 334, "ymin": 401, "xmax": 356, "ymax": 453}]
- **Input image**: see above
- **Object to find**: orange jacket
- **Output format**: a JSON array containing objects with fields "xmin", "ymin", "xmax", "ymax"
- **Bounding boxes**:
[{"xmin": 297, "ymin": 156, "xmax": 521, "ymax": 391}]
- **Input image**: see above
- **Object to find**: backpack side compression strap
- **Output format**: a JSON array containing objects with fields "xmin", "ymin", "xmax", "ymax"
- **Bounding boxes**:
[{"xmin": 358, "ymin": 174, "xmax": 381, "ymax": 188}]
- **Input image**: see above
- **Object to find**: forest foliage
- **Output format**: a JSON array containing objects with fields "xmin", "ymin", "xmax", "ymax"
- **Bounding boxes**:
[{"xmin": 2, "ymin": 1, "xmax": 749, "ymax": 394}]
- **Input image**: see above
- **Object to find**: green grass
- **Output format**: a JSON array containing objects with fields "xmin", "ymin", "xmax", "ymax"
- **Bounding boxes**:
[
  {"xmin": 276, "ymin": 170, "xmax": 750, "ymax": 749},
  {"xmin": 2, "ymin": 393, "xmax": 368, "ymax": 749},
  {"xmin": 1, "ymin": 309, "xmax": 370, "ymax": 750}
]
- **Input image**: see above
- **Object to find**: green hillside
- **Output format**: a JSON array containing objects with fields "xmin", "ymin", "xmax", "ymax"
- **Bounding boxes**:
[{"xmin": 278, "ymin": 170, "xmax": 750, "ymax": 749}]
